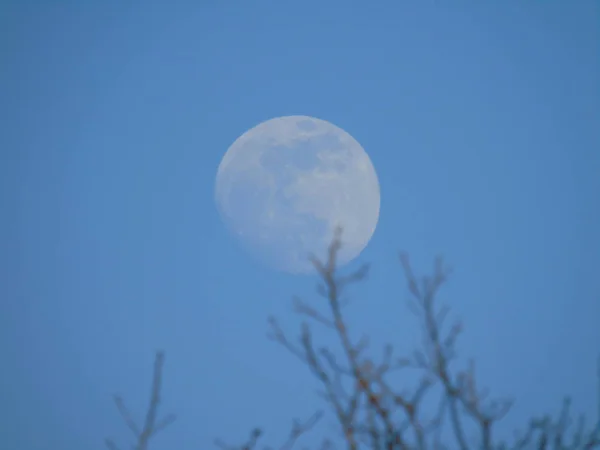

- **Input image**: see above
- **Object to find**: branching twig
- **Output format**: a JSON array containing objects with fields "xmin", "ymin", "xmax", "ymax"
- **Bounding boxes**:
[
  {"xmin": 210, "ymin": 228, "xmax": 600, "ymax": 450},
  {"xmin": 106, "ymin": 350, "xmax": 176, "ymax": 450}
]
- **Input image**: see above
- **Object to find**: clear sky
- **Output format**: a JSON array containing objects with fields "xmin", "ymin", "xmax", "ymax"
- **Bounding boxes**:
[{"xmin": 2, "ymin": 2, "xmax": 599, "ymax": 449}]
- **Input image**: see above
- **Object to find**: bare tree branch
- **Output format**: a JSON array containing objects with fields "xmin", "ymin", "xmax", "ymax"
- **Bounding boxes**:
[
  {"xmin": 102, "ymin": 229, "xmax": 597, "ymax": 450},
  {"xmin": 233, "ymin": 229, "xmax": 598, "ymax": 449},
  {"xmin": 106, "ymin": 350, "xmax": 176, "ymax": 450}
]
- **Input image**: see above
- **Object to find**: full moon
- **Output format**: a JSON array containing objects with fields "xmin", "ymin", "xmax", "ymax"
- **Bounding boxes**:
[{"xmin": 214, "ymin": 115, "xmax": 380, "ymax": 274}]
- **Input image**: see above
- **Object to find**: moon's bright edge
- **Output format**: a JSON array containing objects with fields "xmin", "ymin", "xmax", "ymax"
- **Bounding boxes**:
[{"xmin": 215, "ymin": 115, "xmax": 380, "ymax": 274}]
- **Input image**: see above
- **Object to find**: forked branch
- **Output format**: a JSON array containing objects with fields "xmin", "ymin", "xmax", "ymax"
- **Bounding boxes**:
[
  {"xmin": 105, "ymin": 350, "xmax": 176, "ymax": 450},
  {"xmin": 231, "ymin": 228, "xmax": 600, "ymax": 450}
]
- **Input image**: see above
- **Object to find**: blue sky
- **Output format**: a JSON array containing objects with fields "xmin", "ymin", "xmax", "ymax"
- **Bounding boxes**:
[{"xmin": 2, "ymin": 2, "xmax": 599, "ymax": 449}]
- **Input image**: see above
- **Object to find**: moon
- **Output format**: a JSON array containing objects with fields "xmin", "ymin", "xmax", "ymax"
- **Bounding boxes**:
[{"xmin": 214, "ymin": 115, "xmax": 380, "ymax": 274}]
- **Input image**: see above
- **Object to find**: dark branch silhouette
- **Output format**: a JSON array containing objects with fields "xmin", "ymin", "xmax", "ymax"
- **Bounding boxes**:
[
  {"xmin": 233, "ymin": 228, "xmax": 600, "ymax": 449},
  {"xmin": 107, "ymin": 229, "xmax": 599, "ymax": 449},
  {"xmin": 105, "ymin": 350, "xmax": 176, "ymax": 450}
]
